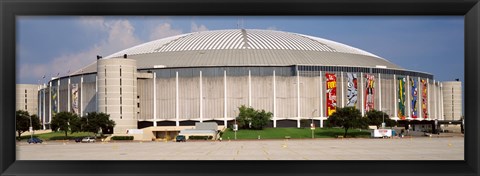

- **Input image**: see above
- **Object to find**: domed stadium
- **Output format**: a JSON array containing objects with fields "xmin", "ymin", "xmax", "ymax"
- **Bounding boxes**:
[{"xmin": 37, "ymin": 29, "xmax": 445, "ymax": 137}]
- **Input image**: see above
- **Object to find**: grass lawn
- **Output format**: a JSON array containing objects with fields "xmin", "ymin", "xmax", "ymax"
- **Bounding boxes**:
[
  {"xmin": 221, "ymin": 127, "xmax": 371, "ymax": 139},
  {"xmin": 17, "ymin": 131, "xmax": 95, "ymax": 141}
]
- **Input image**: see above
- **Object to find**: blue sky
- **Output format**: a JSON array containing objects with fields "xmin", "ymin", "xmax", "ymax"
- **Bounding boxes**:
[{"xmin": 17, "ymin": 16, "xmax": 464, "ymax": 85}]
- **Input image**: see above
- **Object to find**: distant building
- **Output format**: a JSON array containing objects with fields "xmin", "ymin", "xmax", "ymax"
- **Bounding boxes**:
[
  {"xmin": 442, "ymin": 80, "xmax": 463, "ymax": 121},
  {"xmin": 16, "ymin": 84, "xmax": 38, "ymax": 115}
]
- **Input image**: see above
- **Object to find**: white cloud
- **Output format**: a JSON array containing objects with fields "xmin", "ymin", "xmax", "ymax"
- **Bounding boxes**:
[
  {"xmin": 19, "ymin": 19, "xmax": 144, "ymax": 81},
  {"xmin": 18, "ymin": 63, "xmax": 49, "ymax": 82},
  {"xmin": 78, "ymin": 16, "xmax": 108, "ymax": 31},
  {"xmin": 19, "ymin": 46, "xmax": 102, "ymax": 82},
  {"xmin": 191, "ymin": 22, "xmax": 209, "ymax": 32},
  {"xmin": 104, "ymin": 20, "xmax": 142, "ymax": 54},
  {"xmin": 20, "ymin": 19, "xmax": 198, "ymax": 82},
  {"xmin": 266, "ymin": 26, "xmax": 279, "ymax": 31},
  {"xmin": 149, "ymin": 23, "xmax": 183, "ymax": 40}
]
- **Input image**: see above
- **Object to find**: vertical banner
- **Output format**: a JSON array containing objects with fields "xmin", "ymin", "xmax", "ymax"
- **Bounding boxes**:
[
  {"xmin": 410, "ymin": 77, "xmax": 418, "ymax": 119},
  {"xmin": 346, "ymin": 73, "xmax": 358, "ymax": 107},
  {"xmin": 51, "ymin": 86, "xmax": 58, "ymax": 115},
  {"xmin": 71, "ymin": 84, "xmax": 79, "ymax": 114},
  {"xmin": 364, "ymin": 74, "xmax": 375, "ymax": 112},
  {"xmin": 397, "ymin": 77, "xmax": 406, "ymax": 120},
  {"xmin": 421, "ymin": 79, "xmax": 428, "ymax": 119},
  {"xmin": 326, "ymin": 73, "xmax": 337, "ymax": 116}
]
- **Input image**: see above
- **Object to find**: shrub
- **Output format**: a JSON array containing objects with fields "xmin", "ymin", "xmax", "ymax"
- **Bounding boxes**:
[
  {"xmin": 364, "ymin": 109, "xmax": 397, "ymax": 128},
  {"xmin": 300, "ymin": 119, "xmax": 311, "ymax": 128},
  {"xmin": 237, "ymin": 105, "xmax": 272, "ymax": 130},
  {"xmin": 111, "ymin": 136, "xmax": 134, "ymax": 140},
  {"xmin": 17, "ymin": 135, "xmax": 40, "ymax": 141},
  {"xmin": 50, "ymin": 136, "xmax": 89, "ymax": 140},
  {"xmin": 188, "ymin": 136, "xmax": 213, "ymax": 140}
]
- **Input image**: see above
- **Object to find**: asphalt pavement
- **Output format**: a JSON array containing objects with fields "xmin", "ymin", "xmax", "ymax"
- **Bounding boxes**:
[{"xmin": 17, "ymin": 136, "xmax": 464, "ymax": 160}]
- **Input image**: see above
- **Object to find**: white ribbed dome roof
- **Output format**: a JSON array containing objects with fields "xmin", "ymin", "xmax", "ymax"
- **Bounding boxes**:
[
  {"xmin": 74, "ymin": 29, "xmax": 402, "ymax": 74},
  {"xmin": 106, "ymin": 29, "xmax": 381, "ymax": 59}
]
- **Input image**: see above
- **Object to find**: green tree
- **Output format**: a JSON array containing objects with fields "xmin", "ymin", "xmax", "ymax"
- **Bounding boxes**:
[
  {"xmin": 16, "ymin": 110, "xmax": 30, "ymax": 138},
  {"xmin": 364, "ymin": 110, "xmax": 397, "ymax": 129},
  {"xmin": 51, "ymin": 111, "xmax": 80, "ymax": 138},
  {"xmin": 30, "ymin": 114, "xmax": 42, "ymax": 130},
  {"xmin": 15, "ymin": 110, "xmax": 42, "ymax": 139},
  {"xmin": 327, "ymin": 106, "xmax": 368, "ymax": 138},
  {"xmin": 251, "ymin": 110, "xmax": 272, "ymax": 130},
  {"xmin": 237, "ymin": 105, "xmax": 272, "ymax": 130},
  {"xmin": 80, "ymin": 112, "xmax": 116, "ymax": 137}
]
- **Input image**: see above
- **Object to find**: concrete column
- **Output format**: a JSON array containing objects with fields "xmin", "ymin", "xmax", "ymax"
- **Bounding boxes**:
[
  {"xmin": 37, "ymin": 85, "xmax": 40, "ymax": 124},
  {"xmin": 393, "ymin": 74, "xmax": 397, "ymax": 119},
  {"xmin": 57, "ymin": 79, "xmax": 60, "ymax": 112},
  {"xmin": 68, "ymin": 78, "xmax": 71, "ymax": 112},
  {"xmin": 95, "ymin": 75, "xmax": 98, "ymax": 112},
  {"xmin": 427, "ymin": 79, "xmax": 431, "ymax": 120},
  {"xmin": 80, "ymin": 76, "xmax": 83, "ymax": 116},
  {"xmin": 296, "ymin": 66, "xmax": 301, "ymax": 128},
  {"xmin": 341, "ymin": 72, "xmax": 344, "ymax": 107},
  {"xmin": 248, "ymin": 70, "xmax": 252, "ymax": 107},
  {"xmin": 199, "ymin": 71, "xmax": 203, "ymax": 123},
  {"xmin": 418, "ymin": 77, "xmax": 422, "ymax": 119},
  {"xmin": 97, "ymin": 58, "xmax": 137, "ymax": 134},
  {"xmin": 42, "ymin": 86, "xmax": 46, "ymax": 129},
  {"xmin": 407, "ymin": 75, "xmax": 411, "ymax": 119},
  {"xmin": 37, "ymin": 86, "xmax": 40, "ymax": 128},
  {"xmin": 49, "ymin": 81, "xmax": 52, "ymax": 123},
  {"xmin": 433, "ymin": 80, "xmax": 436, "ymax": 119},
  {"xmin": 175, "ymin": 71, "xmax": 179, "ymax": 126},
  {"xmin": 440, "ymin": 83, "xmax": 444, "ymax": 120},
  {"xmin": 437, "ymin": 82, "xmax": 440, "ymax": 120},
  {"xmin": 224, "ymin": 70, "xmax": 227, "ymax": 126},
  {"xmin": 378, "ymin": 73, "xmax": 382, "ymax": 112},
  {"xmin": 361, "ymin": 72, "xmax": 364, "ymax": 116},
  {"xmin": 319, "ymin": 71, "xmax": 324, "ymax": 128},
  {"xmin": 153, "ymin": 72, "xmax": 157, "ymax": 127},
  {"xmin": 273, "ymin": 70, "xmax": 276, "ymax": 128}
]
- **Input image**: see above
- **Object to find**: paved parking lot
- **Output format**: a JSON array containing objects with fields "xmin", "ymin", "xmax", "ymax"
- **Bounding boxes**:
[{"xmin": 17, "ymin": 137, "xmax": 464, "ymax": 160}]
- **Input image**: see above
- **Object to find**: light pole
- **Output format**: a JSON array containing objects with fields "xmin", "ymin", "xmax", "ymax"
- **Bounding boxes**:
[
  {"xmin": 233, "ymin": 109, "xmax": 237, "ymax": 140},
  {"xmin": 382, "ymin": 112, "xmax": 384, "ymax": 129},
  {"xmin": 29, "ymin": 114, "xmax": 33, "ymax": 140},
  {"xmin": 381, "ymin": 109, "xmax": 388, "ymax": 129}
]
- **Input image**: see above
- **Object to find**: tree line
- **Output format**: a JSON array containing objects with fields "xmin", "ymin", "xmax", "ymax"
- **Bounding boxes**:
[
  {"xmin": 327, "ymin": 106, "xmax": 397, "ymax": 138},
  {"xmin": 234, "ymin": 105, "xmax": 397, "ymax": 138},
  {"xmin": 16, "ymin": 110, "xmax": 115, "ymax": 139}
]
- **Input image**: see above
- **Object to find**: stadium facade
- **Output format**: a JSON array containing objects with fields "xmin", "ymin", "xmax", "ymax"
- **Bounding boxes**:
[{"xmin": 32, "ymin": 29, "xmax": 456, "ymax": 134}]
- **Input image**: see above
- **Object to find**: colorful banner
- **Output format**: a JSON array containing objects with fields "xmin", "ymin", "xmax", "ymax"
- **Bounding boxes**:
[
  {"xmin": 364, "ymin": 74, "xmax": 375, "ymax": 112},
  {"xmin": 421, "ymin": 79, "xmax": 428, "ymax": 119},
  {"xmin": 397, "ymin": 77, "xmax": 406, "ymax": 120},
  {"xmin": 326, "ymin": 73, "xmax": 337, "ymax": 116},
  {"xmin": 71, "ymin": 84, "xmax": 79, "ymax": 114},
  {"xmin": 410, "ymin": 78, "xmax": 418, "ymax": 119},
  {"xmin": 51, "ymin": 86, "xmax": 58, "ymax": 115},
  {"xmin": 346, "ymin": 73, "xmax": 358, "ymax": 107}
]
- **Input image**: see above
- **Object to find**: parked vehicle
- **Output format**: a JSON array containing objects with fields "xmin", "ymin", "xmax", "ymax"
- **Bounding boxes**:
[
  {"xmin": 27, "ymin": 137, "xmax": 43, "ymax": 144},
  {"xmin": 81, "ymin": 137, "xmax": 96, "ymax": 143},
  {"xmin": 176, "ymin": 135, "xmax": 186, "ymax": 142},
  {"xmin": 74, "ymin": 138, "xmax": 82, "ymax": 143}
]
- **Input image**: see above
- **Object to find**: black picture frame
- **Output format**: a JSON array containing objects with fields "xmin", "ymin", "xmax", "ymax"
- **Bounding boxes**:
[{"xmin": 1, "ymin": 0, "xmax": 478, "ymax": 176}]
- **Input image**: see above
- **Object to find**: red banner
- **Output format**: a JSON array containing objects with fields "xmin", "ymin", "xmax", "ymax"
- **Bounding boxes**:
[{"xmin": 326, "ymin": 73, "xmax": 337, "ymax": 116}]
